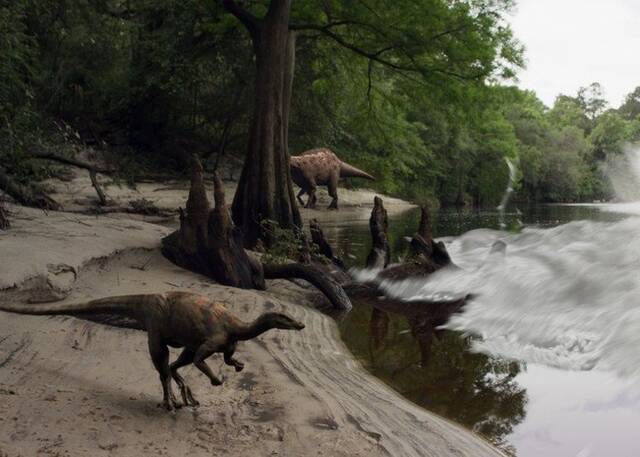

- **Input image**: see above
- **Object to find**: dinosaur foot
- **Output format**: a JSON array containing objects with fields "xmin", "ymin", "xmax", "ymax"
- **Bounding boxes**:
[
  {"xmin": 180, "ymin": 385, "xmax": 200, "ymax": 407},
  {"xmin": 157, "ymin": 392, "xmax": 183, "ymax": 411},
  {"xmin": 158, "ymin": 399, "xmax": 182, "ymax": 411}
]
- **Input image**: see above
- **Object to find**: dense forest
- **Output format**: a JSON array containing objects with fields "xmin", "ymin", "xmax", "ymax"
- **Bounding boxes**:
[{"xmin": 2, "ymin": 0, "xmax": 640, "ymax": 218}]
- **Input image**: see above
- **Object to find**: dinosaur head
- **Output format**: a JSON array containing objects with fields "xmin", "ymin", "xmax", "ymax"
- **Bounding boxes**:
[{"xmin": 263, "ymin": 312, "xmax": 305, "ymax": 331}]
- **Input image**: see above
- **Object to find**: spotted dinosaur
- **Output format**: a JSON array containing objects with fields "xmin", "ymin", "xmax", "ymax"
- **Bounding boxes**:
[
  {"xmin": 290, "ymin": 148, "xmax": 374, "ymax": 209},
  {"xmin": 0, "ymin": 291, "xmax": 304, "ymax": 410}
]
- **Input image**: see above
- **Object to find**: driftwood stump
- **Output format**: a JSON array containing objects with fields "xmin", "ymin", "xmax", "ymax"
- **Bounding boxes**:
[
  {"xmin": 162, "ymin": 156, "xmax": 265, "ymax": 289},
  {"xmin": 409, "ymin": 206, "xmax": 452, "ymax": 267},
  {"xmin": 377, "ymin": 205, "xmax": 453, "ymax": 281},
  {"xmin": 343, "ymin": 200, "xmax": 464, "ymax": 317},
  {"xmin": 359, "ymin": 202, "xmax": 464, "ymax": 366},
  {"xmin": 366, "ymin": 196, "xmax": 391, "ymax": 269},
  {"xmin": 309, "ymin": 218, "xmax": 344, "ymax": 268}
]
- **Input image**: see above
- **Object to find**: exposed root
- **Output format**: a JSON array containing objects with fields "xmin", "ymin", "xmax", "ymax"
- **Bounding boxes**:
[{"xmin": 263, "ymin": 262, "xmax": 352, "ymax": 312}]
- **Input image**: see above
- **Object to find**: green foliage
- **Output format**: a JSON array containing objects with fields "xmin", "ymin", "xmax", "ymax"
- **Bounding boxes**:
[
  {"xmin": 498, "ymin": 83, "xmax": 640, "ymax": 203},
  {"xmin": 259, "ymin": 219, "xmax": 315, "ymax": 264},
  {"xmin": 2, "ymin": 1, "xmax": 639, "ymax": 206},
  {"xmin": 619, "ymin": 86, "xmax": 640, "ymax": 121},
  {"xmin": 0, "ymin": 0, "xmax": 40, "ymax": 172},
  {"xmin": 589, "ymin": 111, "xmax": 631, "ymax": 160}
]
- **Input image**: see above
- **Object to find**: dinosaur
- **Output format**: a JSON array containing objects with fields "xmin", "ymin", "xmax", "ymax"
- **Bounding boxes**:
[
  {"xmin": 290, "ymin": 148, "xmax": 374, "ymax": 210},
  {"xmin": 0, "ymin": 291, "xmax": 305, "ymax": 411}
]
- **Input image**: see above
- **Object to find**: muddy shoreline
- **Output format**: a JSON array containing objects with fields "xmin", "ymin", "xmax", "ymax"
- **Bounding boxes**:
[{"xmin": 0, "ymin": 174, "xmax": 503, "ymax": 457}]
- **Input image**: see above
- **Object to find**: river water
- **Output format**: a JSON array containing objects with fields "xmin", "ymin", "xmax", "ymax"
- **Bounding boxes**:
[{"xmin": 319, "ymin": 203, "xmax": 640, "ymax": 457}]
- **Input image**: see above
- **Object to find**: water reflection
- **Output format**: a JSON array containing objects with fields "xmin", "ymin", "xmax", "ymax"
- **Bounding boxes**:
[
  {"xmin": 342, "ymin": 298, "xmax": 527, "ymax": 451},
  {"xmin": 323, "ymin": 205, "xmax": 626, "ymax": 266},
  {"xmin": 332, "ymin": 204, "xmax": 628, "ymax": 454}
]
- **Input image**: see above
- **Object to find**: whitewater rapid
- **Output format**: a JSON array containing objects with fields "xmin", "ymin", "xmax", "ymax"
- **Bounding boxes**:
[{"xmin": 364, "ymin": 214, "xmax": 640, "ymax": 378}]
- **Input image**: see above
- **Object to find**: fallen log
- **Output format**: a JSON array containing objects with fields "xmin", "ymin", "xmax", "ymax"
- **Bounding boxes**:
[
  {"xmin": 25, "ymin": 146, "xmax": 116, "ymax": 174},
  {"xmin": 343, "ymin": 283, "xmax": 468, "ymax": 320},
  {"xmin": 0, "ymin": 165, "xmax": 61, "ymax": 210},
  {"xmin": 25, "ymin": 146, "xmax": 112, "ymax": 206},
  {"xmin": 74, "ymin": 199, "xmax": 174, "ymax": 218}
]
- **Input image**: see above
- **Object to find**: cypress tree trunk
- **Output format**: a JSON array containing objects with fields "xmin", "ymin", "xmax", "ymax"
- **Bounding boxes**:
[{"xmin": 229, "ymin": 0, "xmax": 301, "ymax": 247}]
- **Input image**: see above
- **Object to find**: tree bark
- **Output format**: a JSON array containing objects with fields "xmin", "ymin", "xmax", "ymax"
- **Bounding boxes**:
[{"xmin": 227, "ymin": 0, "xmax": 301, "ymax": 247}]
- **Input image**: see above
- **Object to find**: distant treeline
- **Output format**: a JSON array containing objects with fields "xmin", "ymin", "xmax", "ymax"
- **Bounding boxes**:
[{"xmin": 2, "ymin": 1, "xmax": 639, "ymax": 206}]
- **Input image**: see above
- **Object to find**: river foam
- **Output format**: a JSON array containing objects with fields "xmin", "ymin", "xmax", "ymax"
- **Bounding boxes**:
[{"xmin": 361, "ymin": 216, "xmax": 640, "ymax": 378}]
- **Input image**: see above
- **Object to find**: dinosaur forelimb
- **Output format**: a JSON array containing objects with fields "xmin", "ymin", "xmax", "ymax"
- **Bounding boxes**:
[
  {"xmin": 196, "ymin": 359, "xmax": 223, "ymax": 386},
  {"xmin": 224, "ymin": 344, "xmax": 245, "ymax": 372}
]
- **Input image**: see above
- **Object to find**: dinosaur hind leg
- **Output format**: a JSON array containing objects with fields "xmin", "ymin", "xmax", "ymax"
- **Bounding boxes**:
[
  {"xmin": 223, "ymin": 342, "xmax": 244, "ymax": 372},
  {"xmin": 170, "ymin": 348, "xmax": 199, "ymax": 407},
  {"xmin": 328, "ymin": 172, "xmax": 339, "ymax": 210},
  {"xmin": 306, "ymin": 180, "xmax": 317, "ymax": 209},
  {"xmin": 148, "ymin": 332, "xmax": 179, "ymax": 411},
  {"xmin": 296, "ymin": 188, "xmax": 307, "ymax": 206},
  {"xmin": 194, "ymin": 336, "xmax": 225, "ymax": 386}
]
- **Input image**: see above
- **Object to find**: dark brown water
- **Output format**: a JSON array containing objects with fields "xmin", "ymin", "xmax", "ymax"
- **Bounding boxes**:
[{"xmin": 321, "ymin": 204, "xmax": 633, "ymax": 456}]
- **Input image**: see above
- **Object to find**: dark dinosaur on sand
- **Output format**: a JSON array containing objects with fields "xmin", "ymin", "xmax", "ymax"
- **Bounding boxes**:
[
  {"xmin": 290, "ymin": 148, "xmax": 374, "ymax": 209},
  {"xmin": 0, "ymin": 291, "xmax": 304, "ymax": 411}
]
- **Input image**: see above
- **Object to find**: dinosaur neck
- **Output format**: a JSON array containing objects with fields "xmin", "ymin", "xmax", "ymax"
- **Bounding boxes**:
[{"xmin": 232, "ymin": 314, "xmax": 277, "ymax": 341}]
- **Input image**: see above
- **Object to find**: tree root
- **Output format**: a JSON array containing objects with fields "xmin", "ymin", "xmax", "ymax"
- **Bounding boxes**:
[{"xmin": 263, "ymin": 262, "xmax": 352, "ymax": 312}]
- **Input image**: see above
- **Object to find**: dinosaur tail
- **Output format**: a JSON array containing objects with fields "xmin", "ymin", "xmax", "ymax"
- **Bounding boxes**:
[
  {"xmin": 0, "ymin": 294, "xmax": 157, "ymax": 318},
  {"xmin": 339, "ymin": 161, "xmax": 375, "ymax": 180}
]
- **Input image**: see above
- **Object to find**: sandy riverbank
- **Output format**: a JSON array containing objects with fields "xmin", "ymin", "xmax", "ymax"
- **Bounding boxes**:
[
  {"xmin": 0, "ymin": 172, "xmax": 503, "ymax": 457},
  {"xmin": 43, "ymin": 168, "xmax": 416, "ymax": 221}
]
